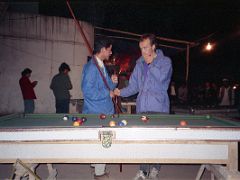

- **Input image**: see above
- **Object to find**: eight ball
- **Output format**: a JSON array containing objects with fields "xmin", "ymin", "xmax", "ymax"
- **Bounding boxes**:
[{"xmin": 81, "ymin": 117, "xmax": 87, "ymax": 122}]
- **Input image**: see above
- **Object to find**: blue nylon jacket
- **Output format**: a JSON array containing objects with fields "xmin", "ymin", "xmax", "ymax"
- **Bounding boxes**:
[
  {"xmin": 81, "ymin": 58, "xmax": 117, "ymax": 114},
  {"xmin": 120, "ymin": 49, "xmax": 172, "ymax": 113}
]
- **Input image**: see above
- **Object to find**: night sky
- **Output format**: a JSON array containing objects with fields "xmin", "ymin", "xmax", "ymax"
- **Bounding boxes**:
[{"xmin": 9, "ymin": 0, "xmax": 240, "ymax": 84}]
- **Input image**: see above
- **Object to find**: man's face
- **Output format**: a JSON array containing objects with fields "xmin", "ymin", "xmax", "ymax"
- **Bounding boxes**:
[
  {"xmin": 139, "ymin": 38, "xmax": 155, "ymax": 63},
  {"xmin": 101, "ymin": 45, "xmax": 112, "ymax": 60}
]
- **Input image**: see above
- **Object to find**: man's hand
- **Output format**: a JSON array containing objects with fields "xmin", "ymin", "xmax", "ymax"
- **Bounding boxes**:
[
  {"xmin": 114, "ymin": 88, "xmax": 121, "ymax": 96},
  {"xmin": 111, "ymin": 74, "xmax": 118, "ymax": 84},
  {"xmin": 110, "ymin": 90, "xmax": 115, "ymax": 98}
]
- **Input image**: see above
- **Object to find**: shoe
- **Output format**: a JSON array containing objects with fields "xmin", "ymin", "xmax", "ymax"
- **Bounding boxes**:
[
  {"xmin": 94, "ymin": 172, "xmax": 109, "ymax": 179},
  {"xmin": 149, "ymin": 167, "xmax": 159, "ymax": 179},
  {"xmin": 133, "ymin": 170, "xmax": 147, "ymax": 180}
]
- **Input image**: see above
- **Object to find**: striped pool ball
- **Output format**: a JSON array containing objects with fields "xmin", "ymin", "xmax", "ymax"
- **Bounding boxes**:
[{"xmin": 121, "ymin": 120, "xmax": 127, "ymax": 126}]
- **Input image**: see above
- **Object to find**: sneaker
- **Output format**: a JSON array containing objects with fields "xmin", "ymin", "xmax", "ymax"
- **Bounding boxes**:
[
  {"xmin": 149, "ymin": 167, "xmax": 159, "ymax": 179},
  {"xmin": 94, "ymin": 172, "xmax": 109, "ymax": 179},
  {"xmin": 133, "ymin": 170, "xmax": 147, "ymax": 180}
]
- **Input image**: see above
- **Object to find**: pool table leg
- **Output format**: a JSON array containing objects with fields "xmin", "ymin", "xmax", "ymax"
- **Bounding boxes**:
[{"xmin": 228, "ymin": 142, "xmax": 238, "ymax": 171}]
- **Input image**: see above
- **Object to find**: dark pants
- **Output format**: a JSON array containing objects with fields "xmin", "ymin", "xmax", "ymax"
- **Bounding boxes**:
[
  {"xmin": 56, "ymin": 99, "xmax": 70, "ymax": 113},
  {"xmin": 24, "ymin": 99, "xmax": 35, "ymax": 113}
]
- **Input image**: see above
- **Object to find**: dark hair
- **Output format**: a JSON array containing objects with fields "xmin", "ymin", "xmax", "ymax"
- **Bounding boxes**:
[
  {"xmin": 93, "ymin": 38, "xmax": 112, "ymax": 55},
  {"xmin": 140, "ymin": 33, "xmax": 157, "ymax": 47},
  {"xmin": 21, "ymin": 68, "xmax": 32, "ymax": 76},
  {"xmin": 59, "ymin": 62, "xmax": 70, "ymax": 72}
]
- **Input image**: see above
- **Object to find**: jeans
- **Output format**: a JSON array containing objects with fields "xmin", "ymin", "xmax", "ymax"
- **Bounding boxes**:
[
  {"xmin": 24, "ymin": 99, "xmax": 35, "ymax": 113},
  {"xmin": 55, "ymin": 99, "xmax": 70, "ymax": 113}
]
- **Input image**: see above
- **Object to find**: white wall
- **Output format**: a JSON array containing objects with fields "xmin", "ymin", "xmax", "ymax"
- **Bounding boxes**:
[{"xmin": 0, "ymin": 12, "xmax": 94, "ymax": 113}]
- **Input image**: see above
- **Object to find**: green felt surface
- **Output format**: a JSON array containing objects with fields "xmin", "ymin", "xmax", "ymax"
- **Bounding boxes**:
[{"xmin": 0, "ymin": 113, "xmax": 239, "ymax": 129}]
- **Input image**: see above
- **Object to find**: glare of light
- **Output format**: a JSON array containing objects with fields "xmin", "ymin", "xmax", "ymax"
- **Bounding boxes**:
[
  {"xmin": 233, "ymin": 86, "xmax": 237, "ymax": 90},
  {"xmin": 205, "ymin": 42, "xmax": 212, "ymax": 51}
]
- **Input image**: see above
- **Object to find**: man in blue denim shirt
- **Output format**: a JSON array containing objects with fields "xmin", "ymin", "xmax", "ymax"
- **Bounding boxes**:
[
  {"xmin": 114, "ymin": 34, "xmax": 172, "ymax": 180},
  {"xmin": 81, "ymin": 38, "xmax": 118, "ymax": 179}
]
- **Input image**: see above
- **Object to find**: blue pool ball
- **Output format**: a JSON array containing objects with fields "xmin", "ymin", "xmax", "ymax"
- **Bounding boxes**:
[
  {"xmin": 118, "ymin": 121, "xmax": 125, "ymax": 126},
  {"xmin": 81, "ymin": 117, "xmax": 87, "ymax": 122},
  {"xmin": 63, "ymin": 115, "xmax": 69, "ymax": 121},
  {"xmin": 72, "ymin": 117, "xmax": 77, "ymax": 121}
]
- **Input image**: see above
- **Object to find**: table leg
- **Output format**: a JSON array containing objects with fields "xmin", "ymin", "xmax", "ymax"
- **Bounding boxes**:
[{"xmin": 228, "ymin": 142, "xmax": 238, "ymax": 171}]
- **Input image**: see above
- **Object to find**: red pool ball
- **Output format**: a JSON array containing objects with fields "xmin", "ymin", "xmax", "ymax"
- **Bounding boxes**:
[
  {"xmin": 76, "ymin": 119, "xmax": 83, "ymax": 125},
  {"xmin": 180, "ymin": 120, "xmax": 188, "ymax": 126},
  {"xmin": 99, "ymin": 114, "xmax": 106, "ymax": 120}
]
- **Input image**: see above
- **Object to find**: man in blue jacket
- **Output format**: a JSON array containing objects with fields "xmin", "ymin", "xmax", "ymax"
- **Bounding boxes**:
[
  {"xmin": 81, "ymin": 38, "xmax": 118, "ymax": 179},
  {"xmin": 114, "ymin": 34, "xmax": 172, "ymax": 180}
]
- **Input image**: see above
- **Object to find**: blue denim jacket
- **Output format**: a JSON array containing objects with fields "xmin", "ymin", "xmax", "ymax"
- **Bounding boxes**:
[
  {"xmin": 121, "ymin": 49, "xmax": 172, "ymax": 113},
  {"xmin": 81, "ymin": 58, "xmax": 117, "ymax": 114}
]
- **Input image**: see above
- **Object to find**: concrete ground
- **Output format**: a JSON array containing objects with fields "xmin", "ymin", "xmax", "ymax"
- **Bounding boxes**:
[{"xmin": 0, "ymin": 163, "xmax": 212, "ymax": 180}]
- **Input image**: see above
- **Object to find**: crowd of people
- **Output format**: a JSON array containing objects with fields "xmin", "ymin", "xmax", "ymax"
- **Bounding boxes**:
[{"xmin": 169, "ymin": 79, "xmax": 240, "ymax": 108}]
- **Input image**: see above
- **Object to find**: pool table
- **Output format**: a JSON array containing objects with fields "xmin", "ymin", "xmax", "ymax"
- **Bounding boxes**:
[{"xmin": 0, "ymin": 113, "xmax": 240, "ymax": 179}]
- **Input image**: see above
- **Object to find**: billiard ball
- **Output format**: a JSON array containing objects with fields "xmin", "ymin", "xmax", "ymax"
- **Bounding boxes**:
[
  {"xmin": 206, "ymin": 115, "xmax": 211, "ymax": 119},
  {"xmin": 73, "ymin": 121, "xmax": 80, "ymax": 126},
  {"xmin": 76, "ymin": 119, "xmax": 83, "ymax": 125},
  {"xmin": 109, "ymin": 120, "xmax": 116, "ymax": 127},
  {"xmin": 63, "ymin": 115, "xmax": 69, "ymax": 121},
  {"xmin": 118, "ymin": 121, "xmax": 125, "ymax": 126},
  {"xmin": 99, "ymin": 114, "xmax": 106, "ymax": 120},
  {"xmin": 111, "ymin": 114, "xmax": 116, "ymax": 118},
  {"xmin": 72, "ymin": 117, "xmax": 77, "ymax": 121},
  {"xmin": 121, "ymin": 120, "xmax": 127, "ymax": 126},
  {"xmin": 141, "ymin": 115, "xmax": 149, "ymax": 122},
  {"xmin": 180, "ymin": 120, "xmax": 188, "ymax": 126},
  {"xmin": 81, "ymin": 117, "xmax": 87, "ymax": 122}
]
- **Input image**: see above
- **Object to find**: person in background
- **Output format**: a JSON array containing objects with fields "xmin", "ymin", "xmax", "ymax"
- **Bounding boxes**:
[
  {"xmin": 50, "ymin": 62, "xmax": 72, "ymax": 113},
  {"xmin": 218, "ymin": 78, "xmax": 232, "ymax": 106},
  {"xmin": 81, "ymin": 38, "xmax": 118, "ymax": 179},
  {"xmin": 19, "ymin": 68, "xmax": 38, "ymax": 113},
  {"xmin": 114, "ymin": 33, "xmax": 172, "ymax": 180},
  {"xmin": 178, "ymin": 82, "xmax": 188, "ymax": 106}
]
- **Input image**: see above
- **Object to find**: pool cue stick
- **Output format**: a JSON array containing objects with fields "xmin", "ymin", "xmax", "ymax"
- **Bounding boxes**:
[{"xmin": 92, "ymin": 57, "xmax": 122, "ymax": 115}]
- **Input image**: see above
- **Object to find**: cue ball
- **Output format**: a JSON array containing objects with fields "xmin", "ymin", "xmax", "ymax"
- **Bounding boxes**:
[
  {"xmin": 100, "ymin": 114, "xmax": 106, "ymax": 120},
  {"xmin": 63, "ymin": 115, "xmax": 69, "ymax": 121},
  {"xmin": 180, "ymin": 120, "xmax": 187, "ymax": 126},
  {"xmin": 109, "ymin": 121, "xmax": 116, "ymax": 127}
]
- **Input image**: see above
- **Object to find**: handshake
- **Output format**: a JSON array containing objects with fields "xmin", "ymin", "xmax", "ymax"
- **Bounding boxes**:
[{"xmin": 110, "ymin": 88, "xmax": 121, "ymax": 98}]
